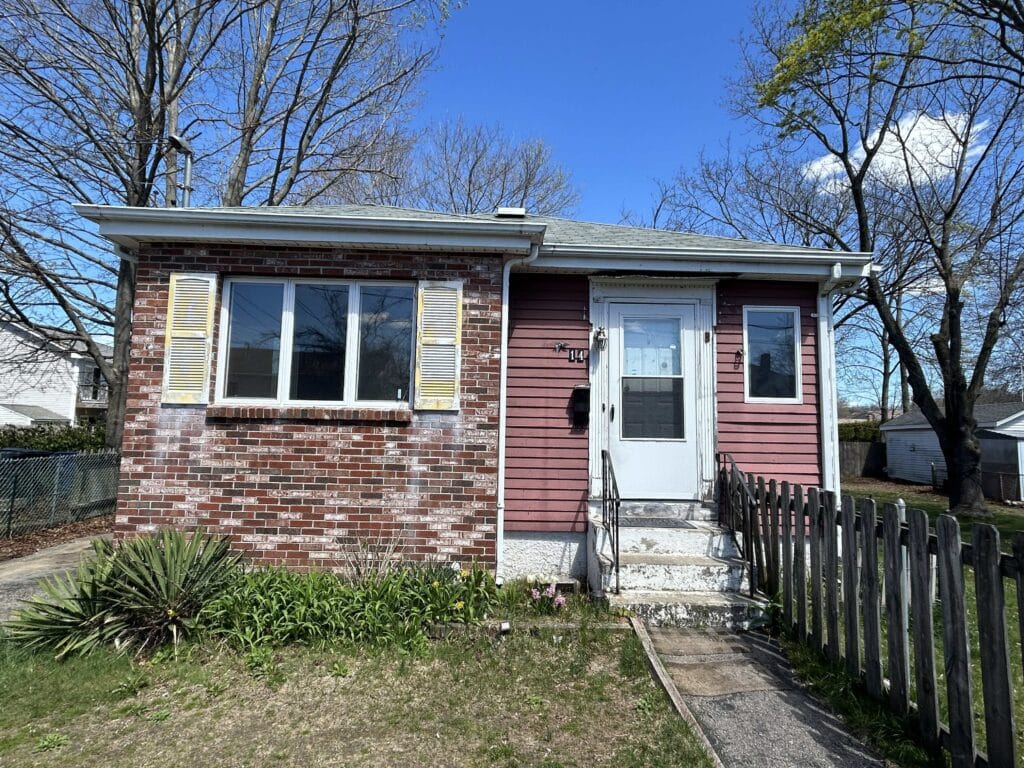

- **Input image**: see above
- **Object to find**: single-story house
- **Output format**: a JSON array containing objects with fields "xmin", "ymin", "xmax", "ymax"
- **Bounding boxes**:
[
  {"xmin": 76, "ymin": 204, "xmax": 871, "ymax": 615},
  {"xmin": 0, "ymin": 321, "xmax": 111, "ymax": 427},
  {"xmin": 881, "ymin": 402, "xmax": 1024, "ymax": 501}
]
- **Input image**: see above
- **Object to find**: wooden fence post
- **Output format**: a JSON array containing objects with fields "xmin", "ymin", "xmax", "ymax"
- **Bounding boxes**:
[
  {"xmin": 973, "ymin": 524, "xmax": 1017, "ymax": 767},
  {"xmin": 823, "ymin": 491, "xmax": 840, "ymax": 663},
  {"xmin": 936, "ymin": 515, "xmax": 976, "ymax": 768},
  {"xmin": 794, "ymin": 484, "xmax": 807, "ymax": 640},
  {"xmin": 769, "ymin": 479, "xmax": 780, "ymax": 597},
  {"xmin": 781, "ymin": 481, "xmax": 793, "ymax": 630},
  {"xmin": 1013, "ymin": 532, "xmax": 1024, "ymax": 686},
  {"xmin": 808, "ymin": 487, "xmax": 823, "ymax": 654},
  {"xmin": 840, "ymin": 495, "xmax": 860, "ymax": 679},
  {"xmin": 883, "ymin": 503, "xmax": 910, "ymax": 716},
  {"xmin": 758, "ymin": 476, "xmax": 773, "ymax": 595},
  {"xmin": 907, "ymin": 508, "xmax": 939, "ymax": 751},
  {"xmin": 861, "ymin": 498, "xmax": 883, "ymax": 701}
]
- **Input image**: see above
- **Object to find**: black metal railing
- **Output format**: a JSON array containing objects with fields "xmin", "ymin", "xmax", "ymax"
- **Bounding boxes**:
[
  {"xmin": 717, "ymin": 452, "xmax": 763, "ymax": 598},
  {"xmin": 600, "ymin": 449, "xmax": 621, "ymax": 595}
]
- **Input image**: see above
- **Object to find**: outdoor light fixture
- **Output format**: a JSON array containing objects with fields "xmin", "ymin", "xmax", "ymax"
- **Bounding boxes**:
[{"xmin": 593, "ymin": 326, "xmax": 607, "ymax": 350}]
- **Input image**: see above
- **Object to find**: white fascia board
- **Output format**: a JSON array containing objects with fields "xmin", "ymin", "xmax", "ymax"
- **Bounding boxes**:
[
  {"xmin": 532, "ymin": 250, "xmax": 872, "ymax": 283},
  {"xmin": 74, "ymin": 204, "xmax": 545, "ymax": 253},
  {"xmin": 993, "ymin": 411, "xmax": 1024, "ymax": 429}
]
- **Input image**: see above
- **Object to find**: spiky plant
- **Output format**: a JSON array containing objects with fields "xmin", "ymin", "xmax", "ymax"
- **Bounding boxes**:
[{"xmin": 5, "ymin": 530, "xmax": 239, "ymax": 657}]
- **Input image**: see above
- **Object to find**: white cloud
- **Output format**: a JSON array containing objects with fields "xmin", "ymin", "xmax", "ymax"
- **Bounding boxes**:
[{"xmin": 803, "ymin": 111, "xmax": 989, "ymax": 191}]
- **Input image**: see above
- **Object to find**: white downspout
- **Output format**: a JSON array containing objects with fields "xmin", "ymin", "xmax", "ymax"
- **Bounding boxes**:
[{"xmin": 496, "ymin": 242, "xmax": 540, "ymax": 583}]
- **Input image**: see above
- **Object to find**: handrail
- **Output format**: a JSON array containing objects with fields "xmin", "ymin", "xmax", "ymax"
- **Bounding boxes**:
[
  {"xmin": 600, "ymin": 449, "xmax": 621, "ymax": 595},
  {"xmin": 717, "ymin": 452, "xmax": 764, "ymax": 597}
]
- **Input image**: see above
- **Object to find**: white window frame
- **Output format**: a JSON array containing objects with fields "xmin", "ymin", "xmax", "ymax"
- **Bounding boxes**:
[
  {"xmin": 742, "ymin": 305, "xmax": 803, "ymax": 404},
  {"xmin": 215, "ymin": 276, "xmax": 416, "ymax": 408}
]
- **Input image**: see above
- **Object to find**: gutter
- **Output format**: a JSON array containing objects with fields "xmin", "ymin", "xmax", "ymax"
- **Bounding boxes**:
[{"xmin": 495, "ymin": 242, "xmax": 540, "ymax": 583}]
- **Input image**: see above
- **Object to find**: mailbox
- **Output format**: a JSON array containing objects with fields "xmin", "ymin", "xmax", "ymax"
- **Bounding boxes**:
[{"xmin": 570, "ymin": 384, "xmax": 590, "ymax": 429}]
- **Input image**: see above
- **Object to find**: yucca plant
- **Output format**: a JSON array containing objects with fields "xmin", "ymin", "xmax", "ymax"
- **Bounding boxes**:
[
  {"xmin": 5, "ymin": 530, "xmax": 239, "ymax": 658},
  {"xmin": 102, "ymin": 530, "xmax": 240, "ymax": 653},
  {"xmin": 5, "ymin": 540, "xmax": 122, "ymax": 659}
]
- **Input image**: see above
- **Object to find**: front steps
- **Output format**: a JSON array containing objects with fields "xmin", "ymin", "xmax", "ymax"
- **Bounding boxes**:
[{"xmin": 588, "ymin": 500, "xmax": 767, "ymax": 629}]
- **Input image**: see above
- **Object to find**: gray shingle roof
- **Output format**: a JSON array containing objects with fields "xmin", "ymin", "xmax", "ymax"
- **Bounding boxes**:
[
  {"xmin": 881, "ymin": 401, "xmax": 1024, "ymax": 430},
  {"xmin": 199, "ymin": 204, "xmax": 847, "ymax": 256},
  {"xmin": 0, "ymin": 404, "xmax": 70, "ymax": 423}
]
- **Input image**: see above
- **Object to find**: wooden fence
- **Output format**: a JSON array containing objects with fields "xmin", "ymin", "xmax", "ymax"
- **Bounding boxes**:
[{"xmin": 720, "ymin": 463, "xmax": 1023, "ymax": 767}]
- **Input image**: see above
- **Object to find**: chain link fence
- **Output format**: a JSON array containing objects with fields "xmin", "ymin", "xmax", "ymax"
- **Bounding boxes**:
[{"xmin": 0, "ymin": 450, "xmax": 119, "ymax": 538}]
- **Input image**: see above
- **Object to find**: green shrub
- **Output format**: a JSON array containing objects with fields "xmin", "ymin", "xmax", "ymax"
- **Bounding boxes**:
[
  {"xmin": 201, "ymin": 564, "xmax": 497, "ymax": 651},
  {"xmin": 0, "ymin": 424, "xmax": 107, "ymax": 451},
  {"xmin": 6, "ymin": 530, "xmax": 239, "ymax": 658},
  {"xmin": 837, "ymin": 421, "xmax": 881, "ymax": 442}
]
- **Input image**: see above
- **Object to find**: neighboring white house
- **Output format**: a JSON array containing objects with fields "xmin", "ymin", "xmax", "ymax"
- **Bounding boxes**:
[
  {"xmin": 0, "ymin": 322, "xmax": 111, "ymax": 427},
  {"xmin": 881, "ymin": 402, "xmax": 1024, "ymax": 501}
]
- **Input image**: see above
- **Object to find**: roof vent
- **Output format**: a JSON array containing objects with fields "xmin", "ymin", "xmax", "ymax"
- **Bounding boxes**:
[{"xmin": 495, "ymin": 206, "xmax": 527, "ymax": 218}]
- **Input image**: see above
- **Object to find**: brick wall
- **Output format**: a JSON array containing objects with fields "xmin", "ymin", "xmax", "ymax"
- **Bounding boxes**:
[{"xmin": 119, "ymin": 243, "xmax": 504, "ymax": 569}]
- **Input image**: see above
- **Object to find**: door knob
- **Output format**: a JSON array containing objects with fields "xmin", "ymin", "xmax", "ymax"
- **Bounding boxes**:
[{"xmin": 609, "ymin": 404, "xmax": 615, "ymax": 421}]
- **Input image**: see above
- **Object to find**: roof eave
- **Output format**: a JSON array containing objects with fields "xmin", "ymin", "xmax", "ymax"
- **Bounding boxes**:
[
  {"xmin": 534, "ymin": 243, "xmax": 873, "ymax": 282},
  {"xmin": 74, "ymin": 204, "xmax": 546, "ymax": 253}
]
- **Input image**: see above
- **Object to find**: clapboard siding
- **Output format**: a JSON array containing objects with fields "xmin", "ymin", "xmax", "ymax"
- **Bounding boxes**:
[
  {"xmin": 885, "ymin": 430, "xmax": 947, "ymax": 485},
  {"xmin": 504, "ymin": 274, "xmax": 590, "ymax": 533},
  {"xmin": 715, "ymin": 280, "xmax": 822, "ymax": 486}
]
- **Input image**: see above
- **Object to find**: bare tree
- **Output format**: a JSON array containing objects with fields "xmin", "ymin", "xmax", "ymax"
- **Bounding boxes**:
[
  {"xmin": 737, "ymin": 2, "xmax": 1024, "ymax": 514},
  {"xmin": 0, "ymin": 0, "xmax": 443, "ymax": 447}
]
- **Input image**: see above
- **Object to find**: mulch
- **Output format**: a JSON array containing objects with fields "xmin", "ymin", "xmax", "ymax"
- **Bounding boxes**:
[{"xmin": 0, "ymin": 515, "xmax": 113, "ymax": 563}]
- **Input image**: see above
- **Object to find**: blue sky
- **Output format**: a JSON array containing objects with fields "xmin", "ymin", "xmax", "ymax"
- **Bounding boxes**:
[{"xmin": 414, "ymin": 1, "xmax": 755, "ymax": 223}]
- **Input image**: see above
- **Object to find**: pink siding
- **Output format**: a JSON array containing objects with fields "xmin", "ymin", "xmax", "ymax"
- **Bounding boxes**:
[
  {"xmin": 505, "ymin": 274, "xmax": 590, "ymax": 533},
  {"xmin": 715, "ymin": 280, "xmax": 822, "ymax": 487}
]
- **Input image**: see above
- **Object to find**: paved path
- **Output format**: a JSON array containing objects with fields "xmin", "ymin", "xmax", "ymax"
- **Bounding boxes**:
[
  {"xmin": 0, "ymin": 536, "xmax": 110, "ymax": 622},
  {"xmin": 646, "ymin": 626, "xmax": 884, "ymax": 768}
]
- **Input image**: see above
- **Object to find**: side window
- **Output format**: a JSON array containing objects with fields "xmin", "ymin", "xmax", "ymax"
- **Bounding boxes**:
[{"xmin": 743, "ymin": 307, "xmax": 801, "ymax": 402}]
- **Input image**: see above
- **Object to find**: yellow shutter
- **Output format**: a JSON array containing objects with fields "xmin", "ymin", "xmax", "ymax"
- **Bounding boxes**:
[
  {"xmin": 414, "ymin": 280, "xmax": 462, "ymax": 410},
  {"xmin": 162, "ymin": 273, "xmax": 216, "ymax": 404}
]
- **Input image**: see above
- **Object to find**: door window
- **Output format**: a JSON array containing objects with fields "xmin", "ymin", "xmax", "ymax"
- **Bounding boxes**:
[{"xmin": 620, "ymin": 317, "xmax": 685, "ymax": 439}]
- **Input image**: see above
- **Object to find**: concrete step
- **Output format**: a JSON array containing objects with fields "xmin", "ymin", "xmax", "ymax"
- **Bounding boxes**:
[
  {"xmin": 617, "ymin": 553, "xmax": 747, "ymax": 592},
  {"xmin": 617, "ymin": 521, "xmax": 736, "ymax": 558},
  {"xmin": 609, "ymin": 590, "xmax": 768, "ymax": 630},
  {"xmin": 618, "ymin": 500, "xmax": 717, "ymax": 527}
]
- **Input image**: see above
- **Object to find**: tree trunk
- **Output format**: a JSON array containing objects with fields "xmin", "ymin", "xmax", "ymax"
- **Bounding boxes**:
[
  {"xmin": 105, "ymin": 256, "xmax": 137, "ymax": 450},
  {"xmin": 943, "ymin": 424, "xmax": 987, "ymax": 516},
  {"xmin": 879, "ymin": 329, "xmax": 891, "ymax": 422}
]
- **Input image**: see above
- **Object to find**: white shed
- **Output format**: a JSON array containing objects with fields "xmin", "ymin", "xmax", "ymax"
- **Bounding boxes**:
[{"xmin": 880, "ymin": 402, "xmax": 1024, "ymax": 501}]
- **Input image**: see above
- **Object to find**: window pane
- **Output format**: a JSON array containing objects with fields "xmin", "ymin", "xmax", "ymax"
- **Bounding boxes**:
[
  {"xmin": 622, "ymin": 378, "xmax": 684, "ymax": 439},
  {"xmin": 290, "ymin": 284, "xmax": 349, "ymax": 401},
  {"xmin": 747, "ymin": 310, "xmax": 798, "ymax": 398},
  {"xmin": 623, "ymin": 318, "xmax": 680, "ymax": 376},
  {"xmin": 357, "ymin": 286, "xmax": 414, "ymax": 401},
  {"xmin": 225, "ymin": 283, "xmax": 284, "ymax": 398}
]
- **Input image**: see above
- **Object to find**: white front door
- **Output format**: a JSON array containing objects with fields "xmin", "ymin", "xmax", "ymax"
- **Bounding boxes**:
[{"xmin": 607, "ymin": 303, "xmax": 700, "ymax": 499}]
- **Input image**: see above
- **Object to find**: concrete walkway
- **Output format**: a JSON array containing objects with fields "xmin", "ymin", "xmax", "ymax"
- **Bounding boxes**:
[
  {"xmin": 0, "ymin": 536, "xmax": 110, "ymax": 622},
  {"xmin": 644, "ymin": 625, "xmax": 884, "ymax": 768}
]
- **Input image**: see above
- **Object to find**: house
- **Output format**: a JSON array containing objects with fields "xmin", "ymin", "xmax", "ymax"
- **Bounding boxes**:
[
  {"xmin": 881, "ymin": 402, "xmax": 1024, "ymax": 501},
  {"xmin": 76, "ymin": 203, "xmax": 871, "ymax": 618},
  {"xmin": 0, "ymin": 322, "xmax": 110, "ymax": 428}
]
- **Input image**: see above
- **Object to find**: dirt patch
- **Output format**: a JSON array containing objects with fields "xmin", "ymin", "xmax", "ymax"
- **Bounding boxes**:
[{"xmin": 0, "ymin": 516, "xmax": 112, "ymax": 563}]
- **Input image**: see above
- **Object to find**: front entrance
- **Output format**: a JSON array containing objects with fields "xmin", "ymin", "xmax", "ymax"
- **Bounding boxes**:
[{"xmin": 607, "ymin": 302, "xmax": 700, "ymax": 499}]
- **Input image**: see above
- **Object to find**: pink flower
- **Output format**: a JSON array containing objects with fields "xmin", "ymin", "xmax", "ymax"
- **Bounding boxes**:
[
  {"xmin": 554, "ymin": 595, "xmax": 567, "ymax": 609},
  {"xmin": 545, "ymin": 583, "xmax": 557, "ymax": 598},
  {"xmin": 531, "ymin": 588, "xmax": 541, "ymax": 600}
]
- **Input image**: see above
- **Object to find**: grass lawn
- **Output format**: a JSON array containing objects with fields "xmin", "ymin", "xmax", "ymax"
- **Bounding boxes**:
[
  {"xmin": 0, "ymin": 624, "xmax": 711, "ymax": 768},
  {"xmin": 841, "ymin": 477, "xmax": 1024, "ymax": 541}
]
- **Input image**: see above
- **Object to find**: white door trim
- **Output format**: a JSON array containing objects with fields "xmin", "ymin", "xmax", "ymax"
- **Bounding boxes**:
[{"xmin": 589, "ymin": 278, "xmax": 717, "ymax": 500}]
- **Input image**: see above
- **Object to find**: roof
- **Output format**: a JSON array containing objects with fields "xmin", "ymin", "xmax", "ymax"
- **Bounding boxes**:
[
  {"xmin": 881, "ymin": 401, "xmax": 1024, "ymax": 431},
  {"xmin": 0, "ymin": 403, "xmax": 70, "ymax": 423},
  {"xmin": 75, "ymin": 203, "xmax": 874, "ymax": 285},
  {"xmin": 0, "ymin": 321, "xmax": 113, "ymax": 358},
  {"xmin": 203, "ymin": 204, "xmax": 847, "ymax": 257}
]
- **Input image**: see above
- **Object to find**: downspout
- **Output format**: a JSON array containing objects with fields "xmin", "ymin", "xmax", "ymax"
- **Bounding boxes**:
[{"xmin": 496, "ymin": 242, "xmax": 540, "ymax": 583}]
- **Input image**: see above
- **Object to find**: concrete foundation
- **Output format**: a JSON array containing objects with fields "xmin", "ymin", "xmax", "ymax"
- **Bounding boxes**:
[{"xmin": 502, "ymin": 531, "xmax": 587, "ymax": 580}]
